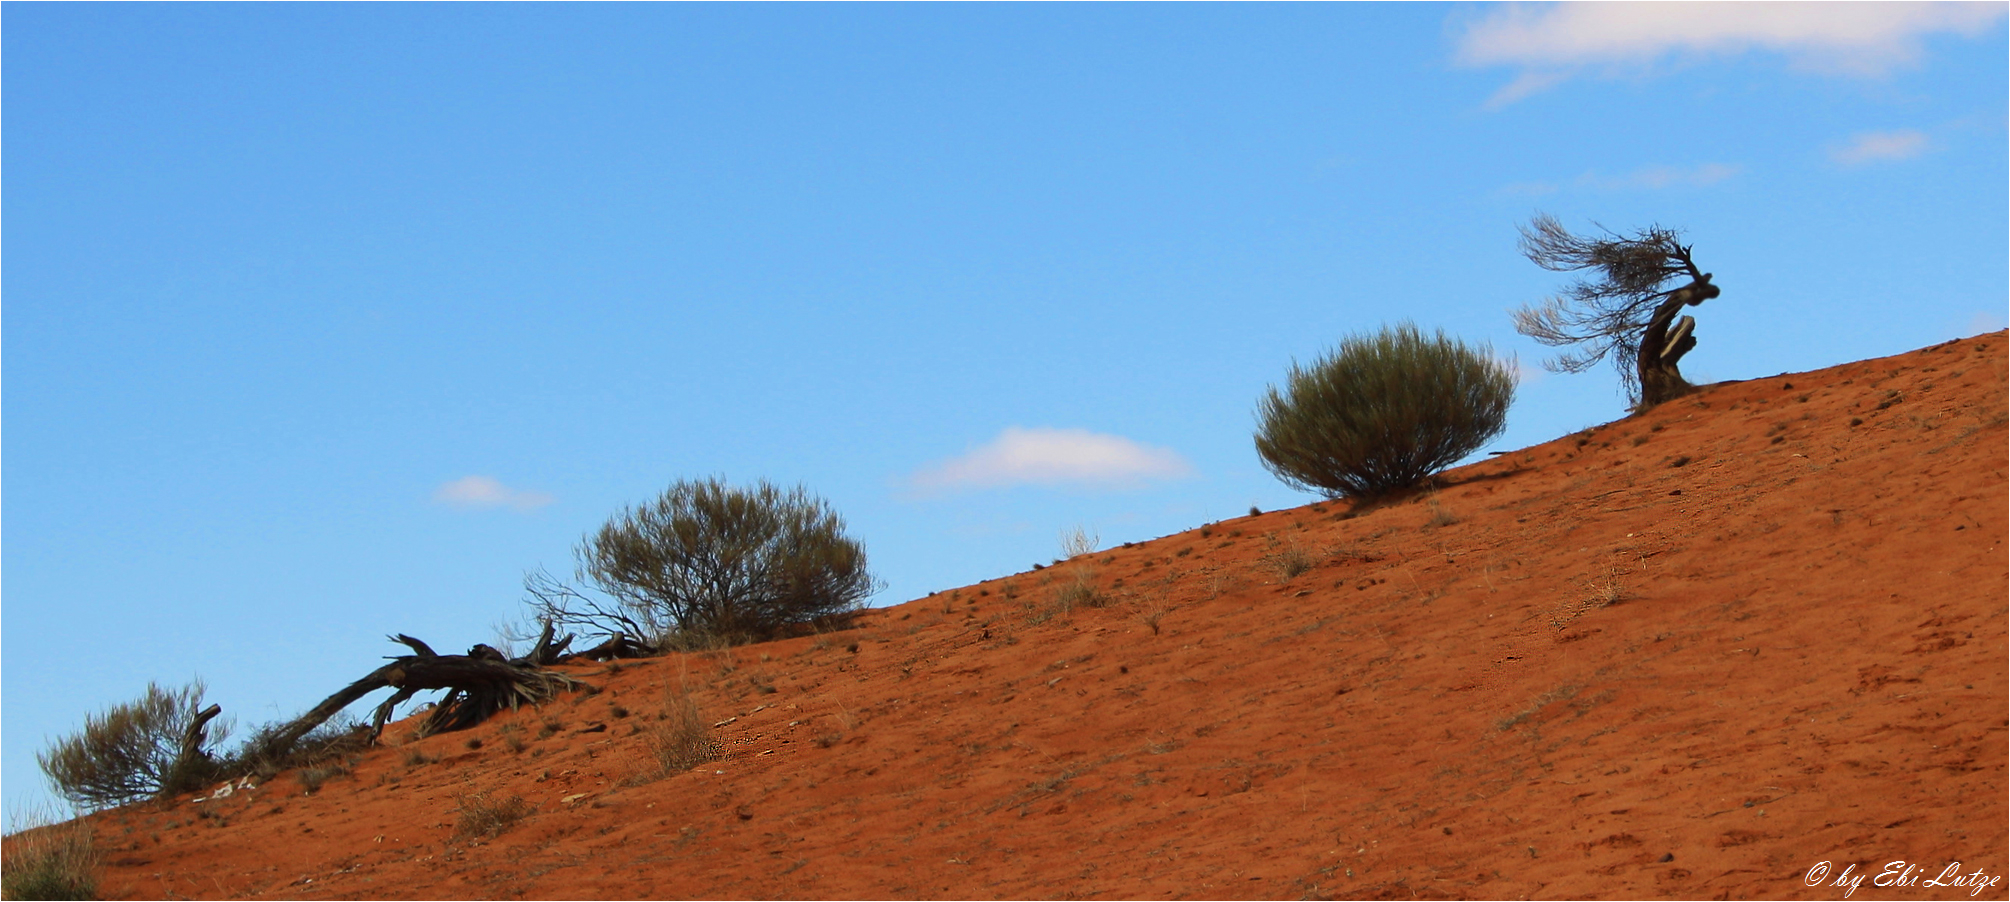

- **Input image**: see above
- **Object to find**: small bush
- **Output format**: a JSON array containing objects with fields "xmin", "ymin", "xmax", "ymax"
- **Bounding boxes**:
[
  {"xmin": 38, "ymin": 681, "xmax": 230, "ymax": 810},
  {"xmin": 2, "ymin": 808, "xmax": 100, "ymax": 901},
  {"xmin": 580, "ymin": 478, "xmax": 881, "ymax": 646},
  {"xmin": 453, "ymin": 792, "xmax": 532, "ymax": 840},
  {"xmin": 1254, "ymin": 323, "xmax": 1514, "ymax": 500}
]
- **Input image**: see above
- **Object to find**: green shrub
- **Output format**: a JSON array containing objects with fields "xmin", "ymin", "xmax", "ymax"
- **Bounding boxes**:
[
  {"xmin": 580, "ymin": 478, "xmax": 879, "ymax": 644},
  {"xmin": 1255, "ymin": 323, "xmax": 1514, "ymax": 500},
  {"xmin": 37, "ymin": 681, "xmax": 229, "ymax": 810},
  {"xmin": 1, "ymin": 808, "xmax": 100, "ymax": 901}
]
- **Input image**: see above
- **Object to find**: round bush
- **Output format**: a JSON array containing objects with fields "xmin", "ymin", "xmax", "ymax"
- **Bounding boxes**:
[
  {"xmin": 580, "ymin": 478, "xmax": 879, "ymax": 644},
  {"xmin": 1254, "ymin": 323, "xmax": 1515, "ymax": 500}
]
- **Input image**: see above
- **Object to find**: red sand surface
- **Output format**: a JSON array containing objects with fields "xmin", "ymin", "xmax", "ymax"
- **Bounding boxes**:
[{"xmin": 50, "ymin": 333, "xmax": 2010, "ymax": 900}]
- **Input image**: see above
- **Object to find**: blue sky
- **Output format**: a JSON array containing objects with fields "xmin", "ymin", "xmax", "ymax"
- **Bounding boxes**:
[{"xmin": 6, "ymin": 3, "xmax": 2004, "ymax": 812}]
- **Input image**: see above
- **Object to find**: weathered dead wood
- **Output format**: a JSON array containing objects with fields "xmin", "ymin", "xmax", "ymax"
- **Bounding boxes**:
[
  {"xmin": 257, "ymin": 635, "xmax": 588, "ymax": 763},
  {"xmin": 561, "ymin": 634, "xmax": 657, "ymax": 662},
  {"xmin": 511, "ymin": 619, "xmax": 576, "ymax": 667}
]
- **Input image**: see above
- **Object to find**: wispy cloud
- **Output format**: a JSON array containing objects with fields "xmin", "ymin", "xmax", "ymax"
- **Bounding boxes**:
[
  {"xmin": 1578, "ymin": 163, "xmax": 1743, "ymax": 190},
  {"xmin": 1482, "ymin": 70, "xmax": 1573, "ymax": 111},
  {"xmin": 1962, "ymin": 311, "xmax": 2008, "ymax": 337},
  {"xmin": 1497, "ymin": 353, "xmax": 1544, "ymax": 386},
  {"xmin": 1829, "ymin": 129, "xmax": 1931, "ymax": 166},
  {"xmin": 1503, "ymin": 162, "xmax": 1740, "ymax": 196},
  {"xmin": 1456, "ymin": 2, "xmax": 2007, "ymax": 106},
  {"xmin": 432, "ymin": 475, "xmax": 554, "ymax": 511},
  {"xmin": 908, "ymin": 427, "xmax": 1195, "ymax": 494}
]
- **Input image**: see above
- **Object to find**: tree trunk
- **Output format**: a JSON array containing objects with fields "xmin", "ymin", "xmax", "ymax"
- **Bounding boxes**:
[{"xmin": 1635, "ymin": 275, "xmax": 1717, "ymax": 410}]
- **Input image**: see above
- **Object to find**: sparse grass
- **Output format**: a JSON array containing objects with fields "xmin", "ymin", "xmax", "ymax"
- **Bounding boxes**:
[
  {"xmin": 453, "ymin": 791, "xmax": 532, "ymax": 840},
  {"xmin": 643, "ymin": 686, "xmax": 721, "ymax": 777},
  {"xmin": 230, "ymin": 715, "xmax": 368, "ymax": 782},
  {"xmin": 1498, "ymin": 684, "xmax": 1583, "ymax": 732},
  {"xmin": 1424, "ymin": 501, "xmax": 1460, "ymax": 528},
  {"xmin": 295, "ymin": 760, "xmax": 350, "ymax": 795},
  {"xmin": 401, "ymin": 748, "xmax": 438, "ymax": 768},
  {"xmin": 498, "ymin": 723, "xmax": 527, "ymax": 754},
  {"xmin": 1052, "ymin": 573, "xmax": 1109, "ymax": 614},
  {"xmin": 2, "ymin": 808, "xmax": 100, "ymax": 901}
]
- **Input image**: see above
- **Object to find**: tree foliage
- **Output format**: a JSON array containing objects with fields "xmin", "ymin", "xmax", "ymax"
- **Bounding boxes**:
[
  {"xmin": 1255, "ymin": 323, "xmax": 1515, "ymax": 500},
  {"xmin": 38, "ymin": 681, "xmax": 228, "ymax": 810},
  {"xmin": 1511, "ymin": 213, "xmax": 1719, "ymax": 407},
  {"xmin": 575, "ymin": 478, "xmax": 878, "ymax": 644}
]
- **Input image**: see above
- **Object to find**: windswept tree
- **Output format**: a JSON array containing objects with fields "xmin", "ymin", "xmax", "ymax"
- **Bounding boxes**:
[
  {"xmin": 1512, "ymin": 213, "xmax": 1722, "ymax": 410},
  {"xmin": 39, "ymin": 681, "xmax": 228, "ymax": 810}
]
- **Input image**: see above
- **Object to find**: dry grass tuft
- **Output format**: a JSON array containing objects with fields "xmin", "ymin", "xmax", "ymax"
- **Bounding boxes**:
[
  {"xmin": 2, "ymin": 809, "xmax": 100, "ymax": 901},
  {"xmin": 453, "ymin": 791, "xmax": 532, "ymax": 840},
  {"xmin": 1135, "ymin": 596, "xmax": 1170, "ymax": 636},
  {"xmin": 1261, "ymin": 536, "xmax": 1317, "ymax": 581},
  {"xmin": 1052, "ymin": 574, "xmax": 1109, "ymax": 613},
  {"xmin": 644, "ymin": 686, "xmax": 722, "ymax": 777},
  {"xmin": 1582, "ymin": 563, "xmax": 1628, "ymax": 608},
  {"xmin": 1060, "ymin": 525, "xmax": 1100, "ymax": 559}
]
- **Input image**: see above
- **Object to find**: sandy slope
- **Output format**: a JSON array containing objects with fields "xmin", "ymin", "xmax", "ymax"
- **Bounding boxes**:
[{"xmin": 64, "ymin": 332, "xmax": 2008, "ymax": 900}]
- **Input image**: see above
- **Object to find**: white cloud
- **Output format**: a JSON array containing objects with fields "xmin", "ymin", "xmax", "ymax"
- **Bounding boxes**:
[
  {"xmin": 1829, "ymin": 129, "xmax": 1931, "ymax": 166},
  {"xmin": 432, "ymin": 475, "xmax": 554, "ymax": 511},
  {"xmin": 1456, "ymin": 2, "xmax": 2007, "ymax": 105},
  {"xmin": 908, "ymin": 427, "xmax": 1195, "ymax": 493}
]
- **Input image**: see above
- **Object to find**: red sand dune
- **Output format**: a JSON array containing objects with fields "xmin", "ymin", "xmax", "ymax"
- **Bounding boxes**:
[{"xmin": 65, "ymin": 333, "xmax": 2009, "ymax": 899}]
